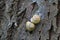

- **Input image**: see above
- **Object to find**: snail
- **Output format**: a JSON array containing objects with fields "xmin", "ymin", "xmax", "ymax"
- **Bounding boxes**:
[
  {"xmin": 26, "ymin": 21, "xmax": 35, "ymax": 31},
  {"xmin": 30, "ymin": 14, "xmax": 41, "ymax": 24}
]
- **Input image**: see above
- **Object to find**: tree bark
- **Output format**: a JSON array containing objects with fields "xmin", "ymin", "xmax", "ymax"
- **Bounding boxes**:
[{"xmin": 0, "ymin": 0, "xmax": 59, "ymax": 40}]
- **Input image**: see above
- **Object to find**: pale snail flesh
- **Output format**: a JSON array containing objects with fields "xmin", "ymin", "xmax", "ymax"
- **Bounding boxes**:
[
  {"xmin": 26, "ymin": 21, "xmax": 35, "ymax": 31},
  {"xmin": 30, "ymin": 14, "xmax": 40, "ymax": 24}
]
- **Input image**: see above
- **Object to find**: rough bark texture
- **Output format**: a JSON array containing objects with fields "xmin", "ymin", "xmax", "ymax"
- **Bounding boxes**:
[{"xmin": 0, "ymin": 0, "xmax": 59, "ymax": 40}]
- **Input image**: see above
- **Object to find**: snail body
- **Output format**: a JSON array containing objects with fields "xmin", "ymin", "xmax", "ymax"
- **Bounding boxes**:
[
  {"xmin": 30, "ymin": 14, "xmax": 40, "ymax": 24},
  {"xmin": 26, "ymin": 21, "xmax": 35, "ymax": 31}
]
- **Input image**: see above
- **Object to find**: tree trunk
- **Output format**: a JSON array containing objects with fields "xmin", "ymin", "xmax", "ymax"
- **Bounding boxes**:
[{"xmin": 0, "ymin": 0, "xmax": 59, "ymax": 40}]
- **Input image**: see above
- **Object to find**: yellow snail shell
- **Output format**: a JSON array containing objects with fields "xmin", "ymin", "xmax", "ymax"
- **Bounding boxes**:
[
  {"xmin": 26, "ymin": 21, "xmax": 35, "ymax": 31},
  {"xmin": 30, "ymin": 14, "xmax": 40, "ymax": 24}
]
